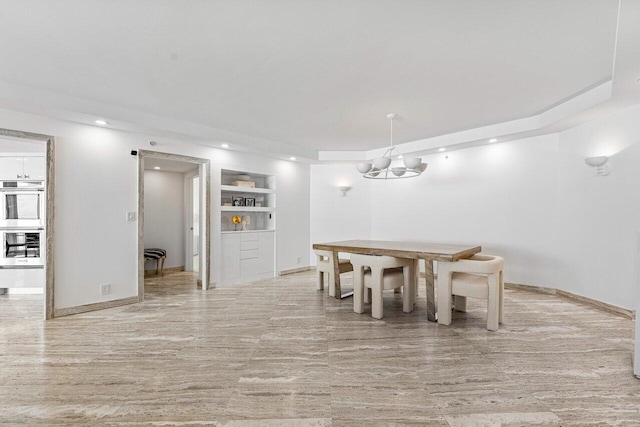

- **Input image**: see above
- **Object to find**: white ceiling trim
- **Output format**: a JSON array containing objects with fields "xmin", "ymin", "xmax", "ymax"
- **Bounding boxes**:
[
  {"xmin": 319, "ymin": 80, "xmax": 613, "ymax": 162},
  {"xmin": 0, "ymin": 80, "xmax": 319, "ymax": 161}
]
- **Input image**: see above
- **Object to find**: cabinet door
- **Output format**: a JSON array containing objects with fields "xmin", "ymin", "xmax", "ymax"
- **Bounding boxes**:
[
  {"xmin": 240, "ymin": 258, "xmax": 259, "ymax": 277},
  {"xmin": 221, "ymin": 234, "xmax": 241, "ymax": 280},
  {"xmin": 23, "ymin": 157, "xmax": 46, "ymax": 180},
  {"xmin": 0, "ymin": 157, "xmax": 24, "ymax": 180},
  {"xmin": 257, "ymin": 232, "xmax": 275, "ymax": 274}
]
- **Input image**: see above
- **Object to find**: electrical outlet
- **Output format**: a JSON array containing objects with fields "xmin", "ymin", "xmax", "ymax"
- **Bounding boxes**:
[
  {"xmin": 100, "ymin": 284, "xmax": 111, "ymax": 295},
  {"xmin": 296, "ymin": 256, "xmax": 301, "ymax": 264},
  {"xmin": 127, "ymin": 212, "xmax": 137, "ymax": 222}
]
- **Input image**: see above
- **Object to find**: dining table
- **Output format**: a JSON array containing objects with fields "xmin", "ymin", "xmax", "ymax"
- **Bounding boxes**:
[{"xmin": 312, "ymin": 239, "xmax": 481, "ymax": 321}]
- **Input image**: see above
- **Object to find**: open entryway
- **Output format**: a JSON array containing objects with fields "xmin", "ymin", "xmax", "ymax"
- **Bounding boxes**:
[
  {"xmin": 137, "ymin": 150, "xmax": 210, "ymax": 301},
  {"xmin": 0, "ymin": 128, "xmax": 55, "ymax": 320}
]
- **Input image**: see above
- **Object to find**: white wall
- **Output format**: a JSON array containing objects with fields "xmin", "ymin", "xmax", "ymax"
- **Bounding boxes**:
[
  {"xmin": 309, "ymin": 103, "xmax": 640, "ymax": 309},
  {"xmin": 369, "ymin": 134, "xmax": 560, "ymax": 287},
  {"xmin": 143, "ymin": 170, "xmax": 185, "ymax": 269},
  {"xmin": 556, "ymin": 103, "xmax": 640, "ymax": 308},
  {"xmin": 0, "ymin": 108, "xmax": 311, "ymax": 310},
  {"xmin": 274, "ymin": 160, "xmax": 312, "ymax": 271},
  {"xmin": 310, "ymin": 164, "xmax": 372, "ymax": 263}
]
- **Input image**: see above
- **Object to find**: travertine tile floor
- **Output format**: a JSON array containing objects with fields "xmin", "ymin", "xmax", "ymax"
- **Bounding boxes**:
[{"xmin": 1, "ymin": 270, "xmax": 638, "ymax": 426}]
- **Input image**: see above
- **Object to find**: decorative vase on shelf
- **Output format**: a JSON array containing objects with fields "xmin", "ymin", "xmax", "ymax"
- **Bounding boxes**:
[
  {"xmin": 241, "ymin": 215, "xmax": 250, "ymax": 231},
  {"xmin": 232, "ymin": 215, "xmax": 241, "ymax": 231}
]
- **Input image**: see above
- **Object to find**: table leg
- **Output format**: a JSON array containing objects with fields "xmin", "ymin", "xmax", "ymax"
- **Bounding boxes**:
[
  {"xmin": 424, "ymin": 258, "xmax": 436, "ymax": 322},
  {"xmin": 332, "ymin": 251, "xmax": 353, "ymax": 299}
]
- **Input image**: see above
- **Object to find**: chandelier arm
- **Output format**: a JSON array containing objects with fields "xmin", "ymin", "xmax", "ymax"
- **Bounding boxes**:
[
  {"xmin": 362, "ymin": 168, "xmax": 423, "ymax": 179},
  {"xmin": 356, "ymin": 112, "xmax": 424, "ymax": 179},
  {"xmin": 381, "ymin": 147, "xmax": 394, "ymax": 158}
]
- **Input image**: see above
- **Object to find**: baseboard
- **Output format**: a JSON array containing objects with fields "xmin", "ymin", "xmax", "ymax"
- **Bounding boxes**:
[
  {"xmin": 505, "ymin": 283, "xmax": 635, "ymax": 320},
  {"xmin": 279, "ymin": 266, "xmax": 312, "ymax": 276},
  {"xmin": 505, "ymin": 282, "xmax": 557, "ymax": 295},
  {"xmin": 53, "ymin": 296, "xmax": 139, "ymax": 318},
  {"xmin": 144, "ymin": 266, "xmax": 184, "ymax": 275}
]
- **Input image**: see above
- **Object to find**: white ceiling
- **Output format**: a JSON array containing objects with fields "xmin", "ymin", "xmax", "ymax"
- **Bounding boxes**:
[{"xmin": 0, "ymin": 0, "xmax": 637, "ymax": 159}]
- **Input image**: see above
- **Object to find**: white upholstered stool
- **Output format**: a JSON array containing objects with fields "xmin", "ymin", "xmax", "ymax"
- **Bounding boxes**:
[
  {"xmin": 436, "ymin": 254, "xmax": 504, "ymax": 331},
  {"xmin": 350, "ymin": 254, "xmax": 415, "ymax": 320},
  {"xmin": 315, "ymin": 250, "xmax": 353, "ymax": 297}
]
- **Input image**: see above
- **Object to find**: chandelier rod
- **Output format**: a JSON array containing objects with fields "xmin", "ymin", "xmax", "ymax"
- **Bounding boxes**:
[{"xmin": 390, "ymin": 114, "xmax": 393, "ymax": 148}]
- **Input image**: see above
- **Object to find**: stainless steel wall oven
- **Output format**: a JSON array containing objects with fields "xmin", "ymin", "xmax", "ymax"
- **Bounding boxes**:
[
  {"xmin": 0, "ymin": 181, "xmax": 45, "ymax": 228},
  {"xmin": 1, "ymin": 228, "xmax": 44, "ymax": 267}
]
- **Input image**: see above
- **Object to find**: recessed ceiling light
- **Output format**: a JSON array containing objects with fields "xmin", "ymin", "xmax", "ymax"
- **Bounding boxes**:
[
  {"xmin": 221, "ymin": 143, "xmax": 230, "ymax": 148},
  {"xmin": 95, "ymin": 120, "xmax": 108, "ymax": 126},
  {"xmin": 489, "ymin": 138, "xmax": 498, "ymax": 143},
  {"xmin": 397, "ymin": 155, "xmax": 404, "ymax": 159},
  {"xmin": 154, "ymin": 166, "xmax": 160, "ymax": 170},
  {"xmin": 438, "ymin": 148, "xmax": 446, "ymax": 152},
  {"xmin": 289, "ymin": 157, "xmax": 297, "ymax": 161}
]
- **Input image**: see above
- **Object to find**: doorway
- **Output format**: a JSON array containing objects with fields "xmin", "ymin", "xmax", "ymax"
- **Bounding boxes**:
[
  {"xmin": 184, "ymin": 171, "xmax": 201, "ymax": 273},
  {"xmin": 137, "ymin": 150, "xmax": 210, "ymax": 301},
  {"xmin": 0, "ymin": 129, "xmax": 55, "ymax": 320}
]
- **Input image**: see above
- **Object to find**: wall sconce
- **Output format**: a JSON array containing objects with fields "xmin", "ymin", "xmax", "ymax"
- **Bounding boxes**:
[
  {"xmin": 337, "ymin": 186, "xmax": 351, "ymax": 197},
  {"xmin": 585, "ymin": 156, "xmax": 610, "ymax": 176}
]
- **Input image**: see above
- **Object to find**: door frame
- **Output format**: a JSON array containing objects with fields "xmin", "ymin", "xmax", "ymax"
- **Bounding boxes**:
[
  {"xmin": 0, "ymin": 128, "xmax": 55, "ymax": 320},
  {"xmin": 184, "ymin": 169, "xmax": 199, "ymax": 272},
  {"xmin": 137, "ymin": 150, "xmax": 211, "ymax": 299}
]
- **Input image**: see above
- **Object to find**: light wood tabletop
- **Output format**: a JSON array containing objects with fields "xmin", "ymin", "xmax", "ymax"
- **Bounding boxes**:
[{"xmin": 312, "ymin": 239, "xmax": 481, "ymax": 321}]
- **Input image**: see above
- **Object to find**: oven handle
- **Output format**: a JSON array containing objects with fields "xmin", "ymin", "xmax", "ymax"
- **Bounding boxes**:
[
  {"xmin": 0, "ymin": 265, "xmax": 44, "ymax": 269},
  {"xmin": 0, "ymin": 188, "xmax": 44, "ymax": 192}
]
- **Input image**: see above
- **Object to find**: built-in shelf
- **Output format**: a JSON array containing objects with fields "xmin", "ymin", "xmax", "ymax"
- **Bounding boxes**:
[
  {"xmin": 220, "ymin": 185, "xmax": 275, "ymax": 194},
  {"xmin": 219, "ymin": 169, "xmax": 276, "ymax": 286},
  {"xmin": 220, "ymin": 168, "xmax": 276, "ymax": 239},
  {"xmin": 221, "ymin": 229, "xmax": 275, "ymax": 235},
  {"xmin": 221, "ymin": 206, "xmax": 275, "ymax": 213}
]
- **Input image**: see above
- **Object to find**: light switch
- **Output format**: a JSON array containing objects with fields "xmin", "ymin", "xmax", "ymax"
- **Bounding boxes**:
[{"xmin": 127, "ymin": 212, "xmax": 137, "ymax": 222}]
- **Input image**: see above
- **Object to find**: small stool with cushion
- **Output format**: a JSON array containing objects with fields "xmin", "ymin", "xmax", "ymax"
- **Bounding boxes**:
[{"xmin": 144, "ymin": 248, "xmax": 167, "ymax": 275}]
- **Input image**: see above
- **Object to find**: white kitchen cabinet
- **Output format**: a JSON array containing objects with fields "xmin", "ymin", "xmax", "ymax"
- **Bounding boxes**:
[
  {"xmin": 0, "ymin": 268, "xmax": 44, "ymax": 289},
  {"xmin": 220, "ymin": 231, "xmax": 275, "ymax": 285},
  {"xmin": 0, "ymin": 157, "xmax": 23, "ymax": 180},
  {"xmin": 0, "ymin": 156, "xmax": 45, "ymax": 180},
  {"xmin": 23, "ymin": 156, "xmax": 46, "ymax": 180}
]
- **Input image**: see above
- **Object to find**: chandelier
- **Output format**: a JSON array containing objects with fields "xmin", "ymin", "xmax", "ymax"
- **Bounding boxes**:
[{"xmin": 356, "ymin": 113, "xmax": 427, "ymax": 179}]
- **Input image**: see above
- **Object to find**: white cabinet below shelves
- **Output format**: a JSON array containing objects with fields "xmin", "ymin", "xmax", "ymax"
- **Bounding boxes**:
[
  {"xmin": 0, "ymin": 156, "xmax": 45, "ymax": 181},
  {"xmin": 220, "ymin": 231, "xmax": 275, "ymax": 285},
  {"xmin": 221, "ymin": 233, "xmax": 241, "ymax": 280}
]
